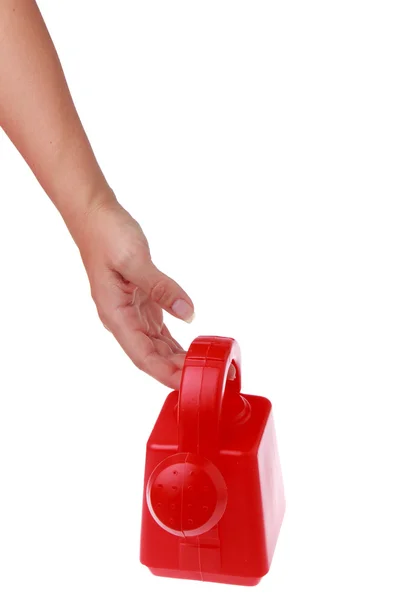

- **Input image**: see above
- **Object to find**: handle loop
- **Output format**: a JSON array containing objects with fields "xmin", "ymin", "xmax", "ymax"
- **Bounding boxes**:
[{"xmin": 178, "ymin": 336, "xmax": 243, "ymax": 458}]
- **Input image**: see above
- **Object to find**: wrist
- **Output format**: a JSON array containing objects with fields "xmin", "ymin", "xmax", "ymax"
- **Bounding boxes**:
[{"xmin": 60, "ymin": 180, "xmax": 119, "ymax": 248}]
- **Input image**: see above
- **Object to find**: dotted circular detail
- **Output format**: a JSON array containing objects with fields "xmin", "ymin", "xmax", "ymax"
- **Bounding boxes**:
[{"xmin": 146, "ymin": 453, "xmax": 228, "ymax": 537}]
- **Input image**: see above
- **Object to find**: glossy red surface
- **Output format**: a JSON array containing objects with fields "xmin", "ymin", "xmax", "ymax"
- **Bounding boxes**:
[{"xmin": 140, "ymin": 336, "xmax": 285, "ymax": 586}]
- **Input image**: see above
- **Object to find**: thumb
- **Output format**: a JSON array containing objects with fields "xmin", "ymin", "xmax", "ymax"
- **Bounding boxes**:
[{"xmin": 129, "ymin": 260, "xmax": 195, "ymax": 323}]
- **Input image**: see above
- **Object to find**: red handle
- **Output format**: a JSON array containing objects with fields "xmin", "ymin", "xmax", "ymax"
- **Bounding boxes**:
[{"xmin": 178, "ymin": 336, "xmax": 242, "ymax": 458}]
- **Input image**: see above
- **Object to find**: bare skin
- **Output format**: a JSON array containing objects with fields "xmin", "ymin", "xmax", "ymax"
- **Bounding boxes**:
[{"xmin": 0, "ymin": 0, "xmax": 195, "ymax": 389}]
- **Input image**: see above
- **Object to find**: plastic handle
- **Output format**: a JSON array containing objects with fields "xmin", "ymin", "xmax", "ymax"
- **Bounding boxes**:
[{"xmin": 178, "ymin": 336, "xmax": 242, "ymax": 458}]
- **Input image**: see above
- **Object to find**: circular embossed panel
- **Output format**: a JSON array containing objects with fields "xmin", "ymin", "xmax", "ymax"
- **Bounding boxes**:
[{"xmin": 147, "ymin": 453, "xmax": 227, "ymax": 537}]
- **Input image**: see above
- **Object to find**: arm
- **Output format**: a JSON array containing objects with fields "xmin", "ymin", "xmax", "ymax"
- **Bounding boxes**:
[
  {"xmin": 0, "ymin": 0, "xmax": 194, "ymax": 388},
  {"xmin": 0, "ymin": 0, "xmax": 105, "ymax": 227}
]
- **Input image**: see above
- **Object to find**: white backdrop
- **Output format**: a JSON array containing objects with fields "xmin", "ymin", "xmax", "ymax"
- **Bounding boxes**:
[{"xmin": 1, "ymin": 1, "xmax": 399, "ymax": 598}]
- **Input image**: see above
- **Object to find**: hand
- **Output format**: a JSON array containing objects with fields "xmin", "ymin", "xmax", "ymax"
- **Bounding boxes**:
[{"xmin": 75, "ymin": 190, "xmax": 194, "ymax": 389}]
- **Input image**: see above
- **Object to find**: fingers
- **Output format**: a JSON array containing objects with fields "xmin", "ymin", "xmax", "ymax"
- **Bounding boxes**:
[
  {"xmin": 124, "ymin": 260, "xmax": 195, "ymax": 323},
  {"xmin": 110, "ymin": 308, "xmax": 184, "ymax": 389},
  {"xmin": 160, "ymin": 324, "xmax": 185, "ymax": 351},
  {"xmin": 119, "ymin": 328, "xmax": 183, "ymax": 389},
  {"xmin": 228, "ymin": 364, "xmax": 236, "ymax": 380},
  {"xmin": 152, "ymin": 337, "xmax": 175, "ymax": 358},
  {"xmin": 94, "ymin": 273, "xmax": 187, "ymax": 388},
  {"xmin": 170, "ymin": 352, "xmax": 186, "ymax": 371}
]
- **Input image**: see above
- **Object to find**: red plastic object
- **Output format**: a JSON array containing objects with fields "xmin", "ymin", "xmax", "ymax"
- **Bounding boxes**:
[{"xmin": 140, "ymin": 336, "xmax": 285, "ymax": 586}]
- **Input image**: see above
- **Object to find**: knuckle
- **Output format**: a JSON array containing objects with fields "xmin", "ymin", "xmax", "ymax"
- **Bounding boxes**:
[
  {"xmin": 114, "ymin": 245, "xmax": 149, "ymax": 274},
  {"xmin": 113, "ymin": 248, "xmax": 133, "ymax": 273},
  {"xmin": 149, "ymin": 278, "xmax": 171, "ymax": 305}
]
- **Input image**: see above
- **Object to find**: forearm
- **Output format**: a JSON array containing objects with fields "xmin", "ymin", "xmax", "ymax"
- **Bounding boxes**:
[{"xmin": 0, "ymin": 0, "xmax": 111, "ymax": 239}]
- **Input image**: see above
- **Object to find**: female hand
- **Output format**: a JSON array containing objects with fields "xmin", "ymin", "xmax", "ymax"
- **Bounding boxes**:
[{"xmin": 76, "ymin": 190, "xmax": 194, "ymax": 389}]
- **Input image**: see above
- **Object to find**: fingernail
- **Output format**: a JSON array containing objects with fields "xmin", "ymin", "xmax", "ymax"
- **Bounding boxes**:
[
  {"xmin": 172, "ymin": 299, "xmax": 195, "ymax": 323},
  {"xmin": 228, "ymin": 364, "xmax": 236, "ymax": 380}
]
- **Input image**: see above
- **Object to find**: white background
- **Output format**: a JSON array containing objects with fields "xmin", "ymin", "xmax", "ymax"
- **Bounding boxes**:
[{"xmin": 1, "ymin": 1, "xmax": 399, "ymax": 598}]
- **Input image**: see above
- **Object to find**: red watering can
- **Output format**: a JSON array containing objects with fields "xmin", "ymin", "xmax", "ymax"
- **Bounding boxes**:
[{"xmin": 140, "ymin": 336, "xmax": 285, "ymax": 586}]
